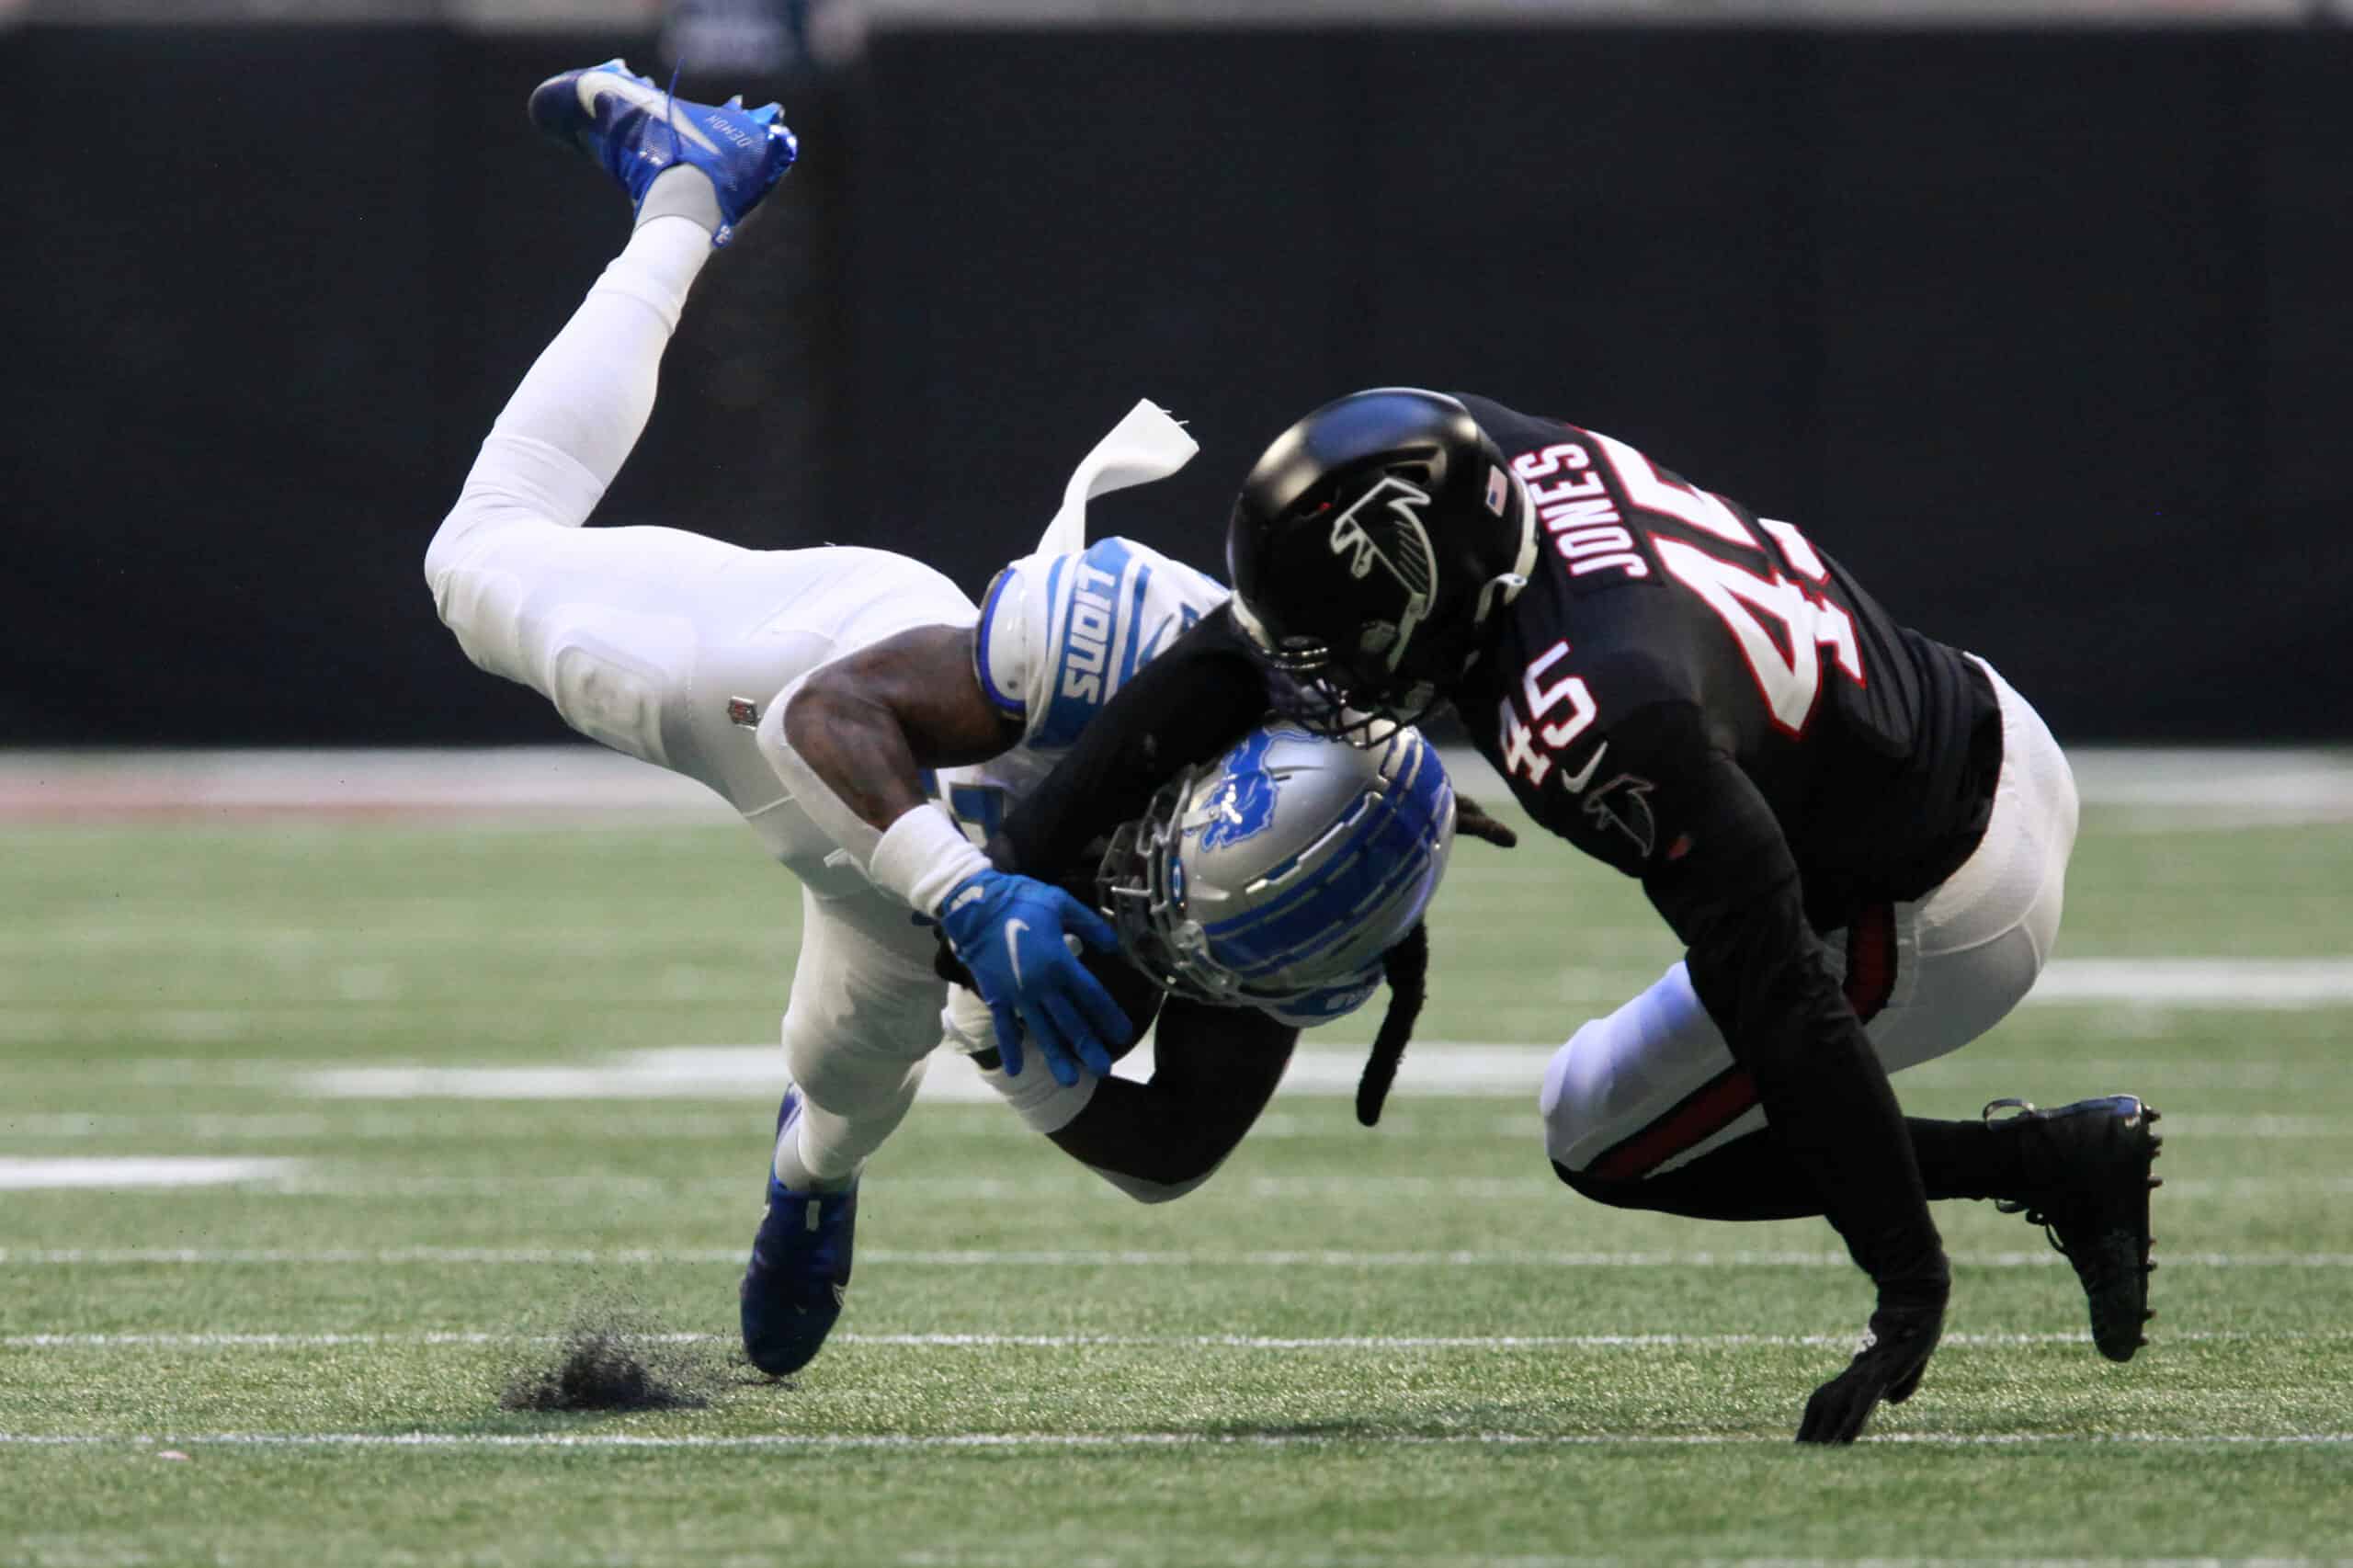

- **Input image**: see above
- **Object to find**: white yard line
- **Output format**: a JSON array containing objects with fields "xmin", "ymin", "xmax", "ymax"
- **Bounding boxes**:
[
  {"xmin": 0, "ymin": 1328, "xmax": 2332, "ymax": 1352},
  {"xmin": 2, "ymin": 1429, "xmax": 2348, "ymax": 1450},
  {"xmin": 2, "ymin": 1245, "xmax": 2349, "ymax": 1268},
  {"xmin": 0, "ymin": 1157, "xmax": 301, "ymax": 1190},
  {"xmin": 280, "ymin": 994, "xmax": 2353, "ymax": 1105},
  {"xmin": 2026, "ymin": 960, "xmax": 2353, "ymax": 1007},
  {"xmin": 9, "ymin": 1170, "xmax": 2350, "ymax": 1202},
  {"xmin": 5, "ymin": 745, "xmax": 2350, "ymax": 821}
]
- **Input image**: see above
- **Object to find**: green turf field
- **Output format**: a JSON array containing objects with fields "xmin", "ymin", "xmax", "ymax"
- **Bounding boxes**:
[{"xmin": 4, "ymin": 759, "xmax": 2351, "ymax": 1565}]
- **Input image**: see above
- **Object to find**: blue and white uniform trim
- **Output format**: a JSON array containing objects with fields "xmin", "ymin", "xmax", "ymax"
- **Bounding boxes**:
[
  {"xmin": 1199, "ymin": 744, "xmax": 1453, "ymax": 983},
  {"xmin": 972, "ymin": 568, "xmax": 1027, "ymax": 718},
  {"xmin": 962, "ymin": 535, "xmax": 1231, "ymax": 779}
]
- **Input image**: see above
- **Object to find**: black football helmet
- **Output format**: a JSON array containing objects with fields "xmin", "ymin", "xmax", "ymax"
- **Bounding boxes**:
[{"xmin": 1226, "ymin": 389, "xmax": 1536, "ymax": 738}]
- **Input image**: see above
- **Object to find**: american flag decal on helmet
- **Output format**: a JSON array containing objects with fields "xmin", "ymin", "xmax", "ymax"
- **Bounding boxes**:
[{"xmin": 1484, "ymin": 464, "xmax": 1508, "ymax": 516}]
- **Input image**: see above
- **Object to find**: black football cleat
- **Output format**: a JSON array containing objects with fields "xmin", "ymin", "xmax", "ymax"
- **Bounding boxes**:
[{"xmin": 1985, "ymin": 1095, "xmax": 2162, "ymax": 1362}]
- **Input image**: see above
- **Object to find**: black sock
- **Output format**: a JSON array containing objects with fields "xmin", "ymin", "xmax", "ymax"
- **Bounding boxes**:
[
  {"xmin": 1555, "ymin": 1117, "xmax": 2028, "ymax": 1220},
  {"xmin": 1908, "ymin": 1116, "xmax": 2028, "ymax": 1203}
]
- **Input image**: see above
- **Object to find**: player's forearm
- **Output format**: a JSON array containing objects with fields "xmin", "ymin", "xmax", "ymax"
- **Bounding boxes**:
[
  {"xmin": 1043, "ymin": 1000, "xmax": 1295, "ymax": 1199},
  {"xmin": 1649, "ymin": 750, "xmax": 1946, "ymax": 1295},
  {"xmin": 767, "ymin": 671, "xmax": 986, "ymax": 915},
  {"xmin": 998, "ymin": 604, "xmax": 1270, "ymax": 876},
  {"xmin": 766, "ymin": 627, "xmax": 1023, "ymax": 914},
  {"xmin": 781, "ymin": 683, "xmax": 931, "ymax": 835},
  {"xmin": 1684, "ymin": 900, "xmax": 1947, "ymax": 1295}
]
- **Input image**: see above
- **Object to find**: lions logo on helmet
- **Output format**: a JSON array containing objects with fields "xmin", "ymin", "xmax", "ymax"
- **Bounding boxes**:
[
  {"xmin": 1195, "ymin": 729, "xmax": 1286, "ymax": 851},
  {"xmin": 1100, "ymin": 724, "xmax": 1456, "ymax": 1022}
]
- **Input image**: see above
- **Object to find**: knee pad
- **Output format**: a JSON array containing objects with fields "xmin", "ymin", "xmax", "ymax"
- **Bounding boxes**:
[{"xmin": 781, "ymin": 1012, "xmax": 926, "ymax": 1119}]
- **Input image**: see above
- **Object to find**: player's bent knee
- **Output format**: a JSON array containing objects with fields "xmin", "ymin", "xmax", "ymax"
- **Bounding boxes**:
[
  {"xmin": 783, "ymin": 1022, "xmax": 926, "ymax": 1120},
  {"xmin": 1538, "ymin": 1022, "xmax": 1610, "ymax": 1168},
  {"xmin": 424, "ymin": 495, "xmax": 526, "ymax": 601}
]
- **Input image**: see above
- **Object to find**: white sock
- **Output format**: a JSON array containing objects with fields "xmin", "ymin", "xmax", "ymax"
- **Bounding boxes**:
[
  {"xmin": 772, "ymin": 1062, "xmax": 928, "ymax": 1192},
  {"xmin": 770, "ymin": 1114, "xmax": 847, "ymax": 1192}
]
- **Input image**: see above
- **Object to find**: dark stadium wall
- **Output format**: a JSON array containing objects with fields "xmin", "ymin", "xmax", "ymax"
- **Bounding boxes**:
[{"xmin": 5, "ymin": 23, "xmax": 2347, "ymax": 745}]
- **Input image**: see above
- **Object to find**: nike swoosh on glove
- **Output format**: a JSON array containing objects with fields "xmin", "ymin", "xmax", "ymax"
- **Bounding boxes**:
[
  {"xmin": 937, "ymin": 869, "xmax": 1131, "ymax": 1086},
  {"xmin": 1795, "ymin": 1284, "xmax": 1947, "ymax": 1445}
]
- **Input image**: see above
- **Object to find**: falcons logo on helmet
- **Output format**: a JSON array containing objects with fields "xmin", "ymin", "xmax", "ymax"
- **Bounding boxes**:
[{"xmin": 1325, "ymin": 477, "xmax": 1438, "ymax": 671}]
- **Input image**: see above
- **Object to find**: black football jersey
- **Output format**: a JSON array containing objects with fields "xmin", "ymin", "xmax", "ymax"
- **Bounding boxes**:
[
  {"xmin": 995, "ymin": 392, "xmax": 2004, "ymax": 1297},
  {"xmin": 1448, "ymin": 394, "xmax": 2001, "ymax": 937}
]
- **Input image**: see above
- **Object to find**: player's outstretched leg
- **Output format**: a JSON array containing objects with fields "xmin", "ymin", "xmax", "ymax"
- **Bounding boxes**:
[
  {"xmin": 425, "ymin": 61, "xmax": 808, "ymax": 759},
  {"xmin": 741, "ymin": 1088, "xmax": 860, "ymax": 1378},
  {"xmin": 1984, "ymin": 1095, "xmax": 2163, "ymax": 1362},
  {"xmin": 528, "ymin": 59, "xmax": 798, "ymax": 247},
  {"xmin": 1554, "ymin": 1100, "xmax": 2165, "ymax": 1361}
]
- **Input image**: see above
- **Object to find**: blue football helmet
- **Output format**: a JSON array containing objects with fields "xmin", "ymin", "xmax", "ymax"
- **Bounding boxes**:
[{"xmin": 1099, "ymin": 723, "xmax": 1455, "ymax": 1023}]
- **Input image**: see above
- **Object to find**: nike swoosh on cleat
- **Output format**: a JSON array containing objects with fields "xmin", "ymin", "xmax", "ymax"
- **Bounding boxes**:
[
  {"xmin": 1005, "ymin": 918, "xmax": 1030, "ymax": 988},
  {"xmin": 576, "ymin": 72, "xmax": 721, "ymax": 155}
]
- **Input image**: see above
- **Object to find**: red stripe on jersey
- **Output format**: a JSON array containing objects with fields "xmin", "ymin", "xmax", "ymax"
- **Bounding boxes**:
[
  {"xmin": 1585, "ymin": 906, "xmax": 1900, "ymax": 1182},
  {"xmin": 1587, "ymin": 1065, "xmax": 1759, "ymax": 1184},
  {"xmin": 1844, "ymin": 903, "xmax": 1897, "ymax": 1023}
]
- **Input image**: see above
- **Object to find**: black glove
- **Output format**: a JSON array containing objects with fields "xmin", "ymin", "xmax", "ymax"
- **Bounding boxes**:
[
  {"xmin": 1455, "ymin": 792, "xmax": 1518, "ymax": 849},
  {"xmin": 1794, "ymin": 1280, "xmax": 1947, "ymax": 1445}
]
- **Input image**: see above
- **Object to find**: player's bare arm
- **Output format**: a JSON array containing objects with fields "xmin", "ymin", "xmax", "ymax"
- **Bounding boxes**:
[
  {"xmin": 763, "ymin": 619, "xmax": 1134, "ymax": 1087},
  {"xmin": 781, "ymin": 625, "xmax": 1020, "ymax": 833}
]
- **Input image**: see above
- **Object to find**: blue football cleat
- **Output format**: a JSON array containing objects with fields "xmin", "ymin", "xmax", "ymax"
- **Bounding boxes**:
[
  {"xmin": 740, "ymin": 1088, "xmax": 858, "ymax": 1377},
  {"xmin": 528, "ymin": 59, "xmax": 798, "ymax": 247}
]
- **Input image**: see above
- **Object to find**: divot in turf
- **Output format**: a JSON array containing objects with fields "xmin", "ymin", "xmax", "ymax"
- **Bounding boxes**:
[{"xmin": 498, "ymin": 1311, "xmax": 717, "ymax": 1414}]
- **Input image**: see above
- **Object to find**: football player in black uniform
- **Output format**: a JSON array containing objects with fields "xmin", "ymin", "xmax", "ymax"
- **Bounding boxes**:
[{"xmin": 972, "ymin": 389, "xmax": 2163, "ymax": 1444}]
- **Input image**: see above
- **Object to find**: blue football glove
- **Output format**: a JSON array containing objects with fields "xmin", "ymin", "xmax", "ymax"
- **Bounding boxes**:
[{"xmin": 936, "ymin": 869, "xmax": 1131, "ymax": 1086}]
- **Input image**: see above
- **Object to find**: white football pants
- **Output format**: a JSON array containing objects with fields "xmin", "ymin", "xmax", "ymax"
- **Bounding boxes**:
[
  {"xmin": 1541, "ymin": 660, "xmax": 2079, "ymax": 1178},
  {"xmin": 423, "ymin": 218, "xmax": 976, "ymax": 1182}
]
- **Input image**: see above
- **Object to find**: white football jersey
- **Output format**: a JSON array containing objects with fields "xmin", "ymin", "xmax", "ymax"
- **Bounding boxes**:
[{"xmin": 927, "ymin": 535, "xmax": 1229, "ymax": 845}]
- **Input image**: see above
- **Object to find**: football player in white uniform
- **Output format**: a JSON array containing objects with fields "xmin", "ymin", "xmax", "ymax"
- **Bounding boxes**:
[{"xmin": 425, "ymin": 62, "xmax": 1471, "ymax": 1378}]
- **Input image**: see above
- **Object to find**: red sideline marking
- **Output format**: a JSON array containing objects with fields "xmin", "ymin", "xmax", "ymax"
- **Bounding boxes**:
[{"xmin": 0, "ymin": 800, "xmax": 657, "ymax": 823}]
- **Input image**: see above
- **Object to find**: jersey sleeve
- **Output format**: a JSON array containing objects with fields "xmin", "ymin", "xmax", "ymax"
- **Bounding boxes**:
[
  {"xmin": 975, "ymin": 538, "xmax": 1225, "ymax": 755},
  {"xmin": 1482, "ymin": 645, "xmax": 1702, "ymax": 878},
  {"xmin": 972, "ymin": 553, "xmax": 1055, "ymax": 729}
]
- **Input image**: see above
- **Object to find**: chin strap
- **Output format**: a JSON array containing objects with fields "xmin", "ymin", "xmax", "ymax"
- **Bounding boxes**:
[
  {"xmin": 1355, "ymin": 921, "xmax": 1430, "ymax": 1128},
  {"xmin": 1471, "ymin": 469, "xmax": 1540, "ymax": 630}
]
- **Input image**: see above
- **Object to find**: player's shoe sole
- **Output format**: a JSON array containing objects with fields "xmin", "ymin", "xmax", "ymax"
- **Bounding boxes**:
[
  {"xmin": 527, "ymin": 59, "xmax": 797, "ymax": 246},
  {"xmin": 739, "ymin": 1089, "xmax": 858, "ymax": 1377},
  {"xmin": 1986, "ymin": 1094, "xmax": 2162, "ymax": 1362}
]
